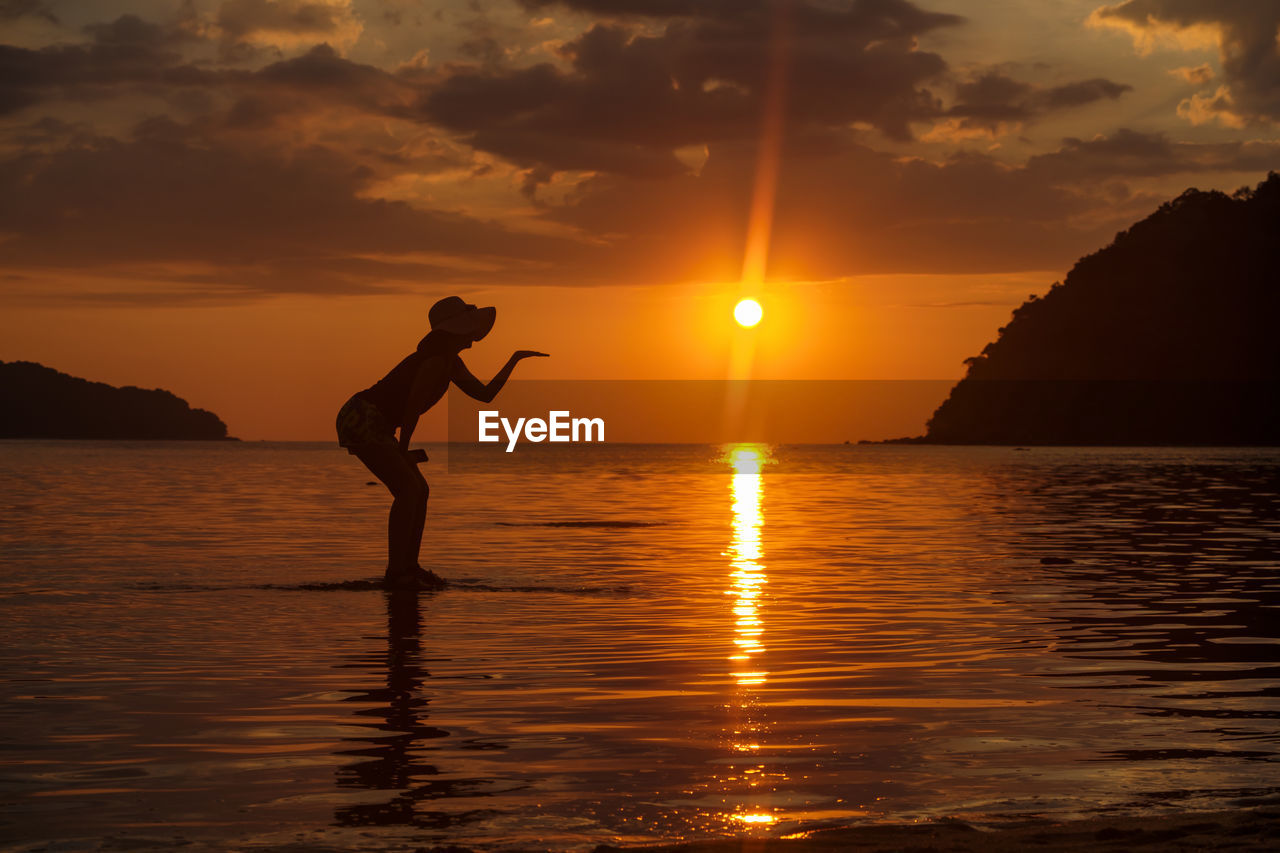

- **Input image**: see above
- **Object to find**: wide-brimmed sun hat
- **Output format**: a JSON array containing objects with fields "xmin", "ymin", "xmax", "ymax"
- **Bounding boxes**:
[{"xmin": 428, "ymin": 296, "xmax": 496, "ymax": 341}]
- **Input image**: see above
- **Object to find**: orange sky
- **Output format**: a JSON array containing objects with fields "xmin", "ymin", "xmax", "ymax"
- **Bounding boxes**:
[
  {"xmin": 1, "ymin": 274, "xmax": 1054, "ymax": 439},
  {"xmin": 1, "ymin": 1, "xmax": 1277, "ymax": 440}
]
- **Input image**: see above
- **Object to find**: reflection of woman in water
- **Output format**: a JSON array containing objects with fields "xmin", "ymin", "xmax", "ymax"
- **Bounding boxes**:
[
  {"xmin": 336, "ymin": 296, "xmax": 547, "ymax": 588},
  {"xmin": 333, "ymin": 588, "xmax": 458, "ymax": 828}
]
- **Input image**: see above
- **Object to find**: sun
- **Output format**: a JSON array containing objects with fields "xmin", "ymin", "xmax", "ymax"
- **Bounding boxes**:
[{"xmin": 734, "ymin": 298, "xmax": 763, "ymax": 328}]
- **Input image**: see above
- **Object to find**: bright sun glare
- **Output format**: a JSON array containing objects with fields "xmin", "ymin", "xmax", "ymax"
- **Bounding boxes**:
[
  {"xmin": 734, "ymin": 813, "xmax": 777, "ymax": 825},
  {"xmin": 734, "ymin": 298, "xmax": 763, "ymax": 327}
]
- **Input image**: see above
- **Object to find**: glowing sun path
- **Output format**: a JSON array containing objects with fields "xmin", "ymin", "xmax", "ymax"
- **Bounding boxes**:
[
  {"xmin": 722, "ymin": 444, "xmax": 777, "ymax": 830},
  {"xmin": 728, "ymin": 446, "xmax": 767, "ymax": 680}
]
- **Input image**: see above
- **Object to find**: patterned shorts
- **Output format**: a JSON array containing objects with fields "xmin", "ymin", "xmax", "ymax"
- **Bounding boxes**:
[{"xmin": 336, "ymin": 395, "xmax": 395, "ymax": 454}]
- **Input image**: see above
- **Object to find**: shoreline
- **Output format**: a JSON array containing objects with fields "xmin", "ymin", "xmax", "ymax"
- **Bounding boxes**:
[
  {"xmin": 80, "ymin": 807, "xmax": 1277, "ymax": 852},
  {"xmin": 595, "ymin": 807, "xmax": 1280, "ymax": 853}
]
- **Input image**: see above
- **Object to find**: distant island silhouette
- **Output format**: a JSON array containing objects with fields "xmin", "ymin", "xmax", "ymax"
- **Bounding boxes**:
[
  {"xmin": 893, "ymin": 172, "xmax": 1279, "ymax": 446},
  {"xmin": 0, "ymin": 361, "xmax": 233, "ymax": 440}
]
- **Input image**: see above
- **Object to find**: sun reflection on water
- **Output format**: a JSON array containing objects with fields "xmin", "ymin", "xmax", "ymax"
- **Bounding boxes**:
[
  {"xmin": 719, "ymin": 443, "xmax": 781, "ymax": 830},
  {"xmin": 734, "ymin": 813, "xmax": 778, "ymax": 825},
  {"xmin": 727, "ymin": 444, "xmax": 768, "ymax": 679}
]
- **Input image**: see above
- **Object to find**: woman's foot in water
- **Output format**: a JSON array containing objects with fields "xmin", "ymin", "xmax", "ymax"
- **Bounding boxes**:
[
  {"xmin": 412, "ymin": 565, "xmax": 449, "ymax": 589},
  {"xmin": 383, "ymin": 565, "xmax": 449, "ymax": 590}
]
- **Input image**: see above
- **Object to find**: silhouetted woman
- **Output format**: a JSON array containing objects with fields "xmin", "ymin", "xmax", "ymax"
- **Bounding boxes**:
[{"xmin": 336, "ymin": 296, "xmax": 547, "ymax": 588}]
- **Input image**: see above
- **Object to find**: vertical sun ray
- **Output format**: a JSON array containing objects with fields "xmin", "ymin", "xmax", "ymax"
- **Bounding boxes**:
[
  {"xmin": 740, "ymin": 0, "xmax": 793, "ymax": 289},
  {"xmin": 727, "ymin": 1, "xmax": 793, "ymax": 400}
]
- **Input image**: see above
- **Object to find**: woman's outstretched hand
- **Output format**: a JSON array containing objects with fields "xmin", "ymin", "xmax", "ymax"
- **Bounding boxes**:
[{"xmin": 513, "ymin": 350, "xmax": 550, "ymax": 360}]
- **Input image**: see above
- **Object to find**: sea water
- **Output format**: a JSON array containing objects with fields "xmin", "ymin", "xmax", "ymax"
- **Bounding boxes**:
[{"xmin": 0, "ymin": 441, "xmax": 1277, "ymax": 850}]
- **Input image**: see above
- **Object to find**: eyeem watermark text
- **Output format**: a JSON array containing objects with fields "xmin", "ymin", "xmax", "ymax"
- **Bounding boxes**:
[{"xmin": 478, "ymin": 410, "xmax": 605, "ymax": 452}]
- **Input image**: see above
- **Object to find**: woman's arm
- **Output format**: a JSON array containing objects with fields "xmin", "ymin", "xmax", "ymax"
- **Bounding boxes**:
[
  {"xmin": 451, "ymin": 351, "xmax": 549, "ymax": 403},
  {"xmin": 398, "ymin": 355, "xmax": 451, "ymax": 452}
]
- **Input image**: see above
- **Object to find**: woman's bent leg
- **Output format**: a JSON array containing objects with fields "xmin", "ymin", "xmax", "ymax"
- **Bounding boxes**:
[
  {"xmin": 407, "ymin": 465, "xmax": 429, "ymax": 568},
  {"xmin": 351, "ymin": 444, "xmax": 428, "ymax": 577}
]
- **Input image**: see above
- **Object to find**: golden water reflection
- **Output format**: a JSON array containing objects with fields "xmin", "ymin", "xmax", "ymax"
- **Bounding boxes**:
[
  {"xmin": 720, "ymin": 444, "xmax": 780, "ymax": 830},
  {"xmin": 726, "ymin": 444, "xmax": 768, "ymax": 682}
]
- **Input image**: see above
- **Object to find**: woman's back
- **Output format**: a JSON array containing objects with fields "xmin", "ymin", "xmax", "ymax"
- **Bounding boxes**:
[{"xmin": 359, "ymin": 333, "xmax": 454, "ymax": 422}]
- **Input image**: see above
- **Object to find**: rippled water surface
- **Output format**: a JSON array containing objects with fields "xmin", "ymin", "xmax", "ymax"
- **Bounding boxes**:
[{"xmin": 1, "ymin": 442, "xmax": 1278, "ymax": 851}]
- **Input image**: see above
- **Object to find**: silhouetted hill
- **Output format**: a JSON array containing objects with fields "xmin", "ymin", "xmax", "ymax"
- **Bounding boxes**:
[
  {"xmin": 0, "ymin": 361, "xmax": 233, "ymax": 440},
  {"xmin": 915, "ymin": 172, "xmax": 1280, "ymax": 445}
]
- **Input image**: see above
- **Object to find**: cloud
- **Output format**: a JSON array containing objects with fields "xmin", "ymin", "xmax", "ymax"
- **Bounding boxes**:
[
  {"xmin": 0, "ymin": 14, "xmax": 204, "ymax": 117},
  {"xmin": 1, "ymin": 4, "xmax": 1272, "ymax": 303},
  {"xmin": 0, "ymin": 0, "xmax": 57, "ymax": 24},
  {"xmin": 936, "ymin": 71, "xmax": 1130, "ymax": 137},
  {"xmin": 422, "ymin": 0, "xmax": 962, "ymax": 183},
  {"xmin": 0, "ymin": 22, "xmax": 409, "ymax": 124},
  {"xmin": 1041, "ymin": 77, "xmax": 1132, "ymax": 108},
  {"xmin": 214, "ymin": 0, "xmax": 363, "ymax": 52},
  {"xmin": 0, "ymin": 114, "xmax": 577, "ymax": 299},
  {"xmin": 1026, "ymin": 127, "xmax": 1280, "ymax": 180},
  {"xmin": 531, "ymin": 133, "xmax": 1094, "ymax": 281},
  {"xmin": 2, "ymin": 104, "xmax": 1274, "ymax": 301},
  {"xmin": 1176, "ymin": 84, "xmax": 1248, "ymax": 128},
  {"xmin": 1089, "ymin": 0, "xmax": 1280, "ymax": 125},
  {"xmin": 516, "ymin": 0, "xmax": 736, "ymax": 14},
  {"xmin": 0, "ymin": 12, "xmax": 536, "ymax": 303},
  {"xmin": 223, "ymin": 43, "xmax": 417, "ymax": 126},
  {"xmin": 532, "ymin": 127, "xmax": 1280, "ymax": 282},
  {"xmin": 1170, "ymin": 63, "xmax": 1214, "ymax": 85},
  {"xmin": 516, "ymin": 0, "xmax": 956, "ymax": 34}
]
